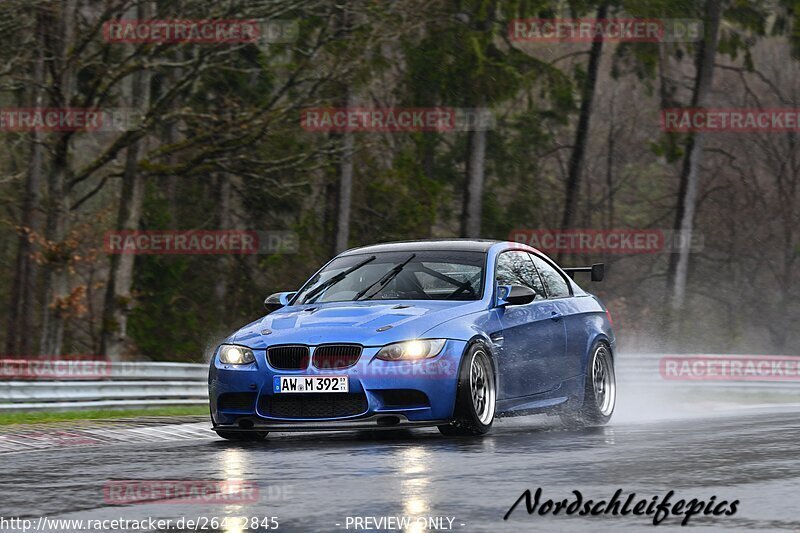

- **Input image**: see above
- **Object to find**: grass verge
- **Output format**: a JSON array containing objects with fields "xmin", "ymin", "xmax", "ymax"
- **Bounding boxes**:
[{"xmin": 0, "ymin": 405, "xmax": 207, "ymax": 426}]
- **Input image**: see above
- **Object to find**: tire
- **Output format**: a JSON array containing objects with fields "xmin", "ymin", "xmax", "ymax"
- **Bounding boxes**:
[
  {"xmin": 214, "ymin": 430, "xmax": 269, "ymax": 441},
  {"xmin": 560, "ymin": 342, "xmax": 616, "ymax": 428},
  {"xmin": 438, "ymin": 343, "xmax": 496, "ymax": 436}
]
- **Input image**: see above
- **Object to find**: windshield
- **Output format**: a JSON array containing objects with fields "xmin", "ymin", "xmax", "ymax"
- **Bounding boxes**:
[{"xmin": 293, "ymin": 250, "xmax": 486, "ymax": 304}]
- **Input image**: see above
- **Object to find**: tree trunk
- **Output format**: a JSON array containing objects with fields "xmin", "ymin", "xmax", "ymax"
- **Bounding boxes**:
[
  {"xmin": 39, "ymin": 156, "xmax": 70, "ymax": 355},
  {"xmin": 422, "ymin": 133, "xmax": 437, "ymax": 237},
  {"xmin": 332, "ymin": 1, "xmax": 354, "ymax": 254},
  {"xmin": 334, "ymin": 91, "xmax": 354, "ymax": 254},
  {"xmin": 668, "ymin": 0, "xmax": 722, "ymax": 312},
  {"xmin": 460, "ymin": 98, "xmax": 488, "ymax": 238},
  {"xmin": 6, "ymin": 11, "xmax": 45, "ymax": 356},
  {"xmin": 39, "ymin": 0, "xmax": 78, "ymax": 355},
  {"xmin": 99, "ymin": 139, "xmax": 147, "ymax": 359},
  {"xmin": 560, "ymin": 3, "xmax": 607, "ymax": 231},
  {"xmin": 605, "ymin": 119, "xmax": 615, "ymax": 230},
  {"xmin": 214, "ymin": 173, "xmax": 232, "ymax": 302},
  {"xmin": 164, "ymin": 120, "xmax": 180, "ymax": 222},
  {"xmin": 99, "ymin": 1, "xmax": 152, "ymax": 359},
  {"xmin": 164, "ymin": 47, "xmax": 184, "ymax": 223}
]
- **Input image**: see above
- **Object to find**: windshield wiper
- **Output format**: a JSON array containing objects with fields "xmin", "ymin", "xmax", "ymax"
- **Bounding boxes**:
[
  {"xmin": 353, "ymin": 253, "xmax": 416, "ymax": 301},
  {"xmin": 303, "ymin": 255, "xmax": 376, "ymax": 303}
]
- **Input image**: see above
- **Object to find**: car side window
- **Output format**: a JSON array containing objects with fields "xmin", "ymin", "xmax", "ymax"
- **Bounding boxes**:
[
  {"xmin": 529, "ymin": 253, "xmax": 571, "ymax": 298},
  {"xmin": 495, "ymin": 251, "xmax": 547, "ymax": 299}
]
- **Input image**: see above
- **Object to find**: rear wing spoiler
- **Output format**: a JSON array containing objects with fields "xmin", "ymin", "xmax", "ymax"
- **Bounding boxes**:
[{"xmin": 563, "ymin": 263, "xmax": 605, "ymax": 282}]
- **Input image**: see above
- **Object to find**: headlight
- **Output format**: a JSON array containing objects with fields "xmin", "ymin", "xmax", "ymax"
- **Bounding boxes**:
[
  {"xmin": 218, "ymin": 345, "xmax": 256, "ymax": 365},
  {"xmin": 376, "ymin": 339, "xmax": 446, "ymax": 361}
]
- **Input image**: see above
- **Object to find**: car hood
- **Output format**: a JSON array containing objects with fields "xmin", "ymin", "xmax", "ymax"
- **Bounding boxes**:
[{"xmin": 227, "ymin": 300, "xmax": 485, "ymax": 348}]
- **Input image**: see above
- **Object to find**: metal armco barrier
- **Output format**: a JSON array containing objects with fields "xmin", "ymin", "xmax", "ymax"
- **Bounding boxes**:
[
  {"xmin": 1, "ymin": 356, "xmax": 798, "ymax": 412},
  {"xmin": 0, "ymin": 362, "xmax": 208, "ymax": 412},
  {"xmin": 617, "ymin": 353, "xmax": 800, "ymax": 394}
]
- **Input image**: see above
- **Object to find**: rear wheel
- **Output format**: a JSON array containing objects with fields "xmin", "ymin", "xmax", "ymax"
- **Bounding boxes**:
[
  {"xmin": 214, "ymin": 430, "xmax": 268, "ymax": 441},
  {"xmin": 438, "ymin": 344, "xmax": 496, "ymax": 436},
  {"xmin": 560, "ymin": 342, "xmax": 615, "ymax": 427}
]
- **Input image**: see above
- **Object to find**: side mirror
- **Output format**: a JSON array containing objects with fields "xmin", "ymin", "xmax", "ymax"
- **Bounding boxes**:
[
  {"xmin": 264, "ymin": 291, "xmax": 296, "ymax": 313},
  {"xmin": 496, "ymin": 284, "xmax": 536, "ymax": 307}
]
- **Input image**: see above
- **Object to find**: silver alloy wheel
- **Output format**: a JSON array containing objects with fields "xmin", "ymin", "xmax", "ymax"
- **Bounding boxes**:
[
  {"xmin": 470, "ymin": 350, "xmax": 496, "ymax": 425},
  {"xmin": 592, "ymin": 345, "xmax": 616, "ymax": 416}
]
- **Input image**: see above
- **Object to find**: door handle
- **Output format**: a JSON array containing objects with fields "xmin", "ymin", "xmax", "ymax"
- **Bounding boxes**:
[{"xmin": 550, "ymin": 311, "xmax": 562, "ymax": 321}]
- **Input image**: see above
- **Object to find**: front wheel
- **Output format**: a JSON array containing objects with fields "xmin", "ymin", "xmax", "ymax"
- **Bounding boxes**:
[
  {"xmin": 438, "ymin": 343, "xmax": 496, "ymax": 436},
  {"xmin": 561, "ymin": 342, "xmax": 616, "ymax": 427}
]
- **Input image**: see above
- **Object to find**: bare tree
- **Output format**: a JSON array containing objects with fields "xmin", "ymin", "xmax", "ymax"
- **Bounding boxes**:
[
  {"xmin": 39, "ymin": 0, "xmax": 79, "ymax": 355},
  {"xmin": 667, "ymin": 0, "xmax": 722, "ymax": 313},
  {"xmin": 98, "ymin": 1, "xmax": 152, "ymax": 359},
  {"xmin": 5, "ymin": 8, "xmax": 46, "ymax": 356},
  {"xmin": 334, "ymin": 90, "xmax": 354, "ymax": 253},
  {"xmin": 560, "ymin": 3, "xmax": 608, "ymax": 233},
  {"xmin": 461, "ymin": 96, "xmax": 488, "ymax": 238}
]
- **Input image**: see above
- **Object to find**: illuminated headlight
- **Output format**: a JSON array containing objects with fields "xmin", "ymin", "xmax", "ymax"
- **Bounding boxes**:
[
  {"xmin": 218, "ymin": 345, "xmax": 255, "ymax": 365},
  {"xmin": 376, "ymin": 339, "xmax": 446, "ymax": 361}
]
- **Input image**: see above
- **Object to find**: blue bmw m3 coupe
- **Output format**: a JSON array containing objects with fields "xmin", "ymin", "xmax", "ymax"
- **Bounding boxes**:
[{"xmin": 209, "ymin": 239, "xmax": 616, "ymax": 439}]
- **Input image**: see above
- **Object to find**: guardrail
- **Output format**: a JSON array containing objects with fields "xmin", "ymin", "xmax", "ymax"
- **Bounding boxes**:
[
  {"xmin": 616, "ymin": 353, "xmax": 800, "ymax": 395},
  {"xmin": 0, "ymin": 355, "xmax": 798, "ymax": 412},
  {"xmin": 0, "ymin": 362, "xmax": 208, "ymax": 412}
]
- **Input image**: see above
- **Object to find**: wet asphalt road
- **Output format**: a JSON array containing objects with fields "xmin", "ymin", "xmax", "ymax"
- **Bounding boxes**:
[{"xmin": 2, "ymin": 401, "xmax": 800, "ymax": 532}]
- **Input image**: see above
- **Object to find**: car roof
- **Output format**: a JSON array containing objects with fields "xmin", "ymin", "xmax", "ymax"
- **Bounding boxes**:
[{"xmin": 339, "ymin": 239, "xmax": 501, "ymax": 256}]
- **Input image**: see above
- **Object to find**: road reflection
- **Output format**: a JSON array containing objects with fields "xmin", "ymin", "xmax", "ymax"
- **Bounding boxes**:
[
  {"xmin": 219, "ymin": 448, "xmax": 246, "ymax": 533},
  {"xmin": 398, "ymin": 446, "xmax": 431, "ymax": 533}
]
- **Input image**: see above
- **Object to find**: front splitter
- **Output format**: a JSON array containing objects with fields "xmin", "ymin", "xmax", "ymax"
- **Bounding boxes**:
[{"xmin": 213, "ymin": 414, "xmax": 448, "ymax": 432}]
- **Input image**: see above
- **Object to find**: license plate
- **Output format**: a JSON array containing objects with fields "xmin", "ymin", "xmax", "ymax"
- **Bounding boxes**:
[{"xmin": 273, "ymin": 376, "xmax": 349, "ymax": 393}]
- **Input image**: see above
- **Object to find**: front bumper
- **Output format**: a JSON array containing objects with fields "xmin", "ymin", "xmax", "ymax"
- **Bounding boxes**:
[{"xmin": 209, "ymin": 340, "xmax": 466, "ymax": 429}]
